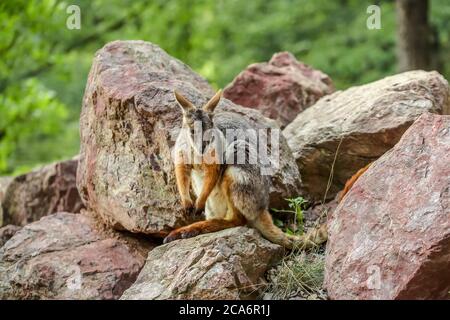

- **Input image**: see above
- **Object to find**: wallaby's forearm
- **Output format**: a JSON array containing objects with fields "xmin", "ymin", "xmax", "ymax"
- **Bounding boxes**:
[
  {"xmin": 175, "ymin": 163, "xmax": 192, "ymax": 208},
  {"xmin": 163, "ymin": 215, "xmax": 246, "ymax": 243},
  {"xmin": 195, "ymin": 163, "xmax": 220, "ymax": 210}
]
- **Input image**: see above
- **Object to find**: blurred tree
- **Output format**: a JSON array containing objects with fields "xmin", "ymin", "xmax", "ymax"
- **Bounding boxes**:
[
  {"xmin": 396, "ymin": 0, "xmax": 433, "ymax": 71},
  {"xmin": 0, "ymin": 79, "xmax": 68, "ymax": 173}
]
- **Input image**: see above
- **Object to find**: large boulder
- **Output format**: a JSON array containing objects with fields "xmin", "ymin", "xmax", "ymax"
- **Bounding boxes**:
[
  {"xmin": 324, "ymin": 113, "xmax": 450, "ymax": 300},
  {"xmin": 283, "ymin": 70, "xmax": 449, "ymax": 201},
  {"xmin": 77, "ymin": 40, "xmax": 301, "ymax": 236},
  {"xmin": 120, "ymin": 227, "xmax": 283, "ymax": 300},
  {"xmin": 224, "ymin": 52, "xmax": 334, "ymax": 128},
  {"xmin": 2, "ymin": 158, "xmax": 84, "ymax": 226},
  {"xmin": 0, "ymin": 212, "xmax": 154, "ymax": 300}
]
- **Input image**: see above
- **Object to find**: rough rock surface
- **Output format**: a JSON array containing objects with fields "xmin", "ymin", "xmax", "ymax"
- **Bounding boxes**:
[
  {"xmin": 303, "ymin": 197, "xmax": 339, "ymax": 229},
  {"xmin": 0, "ymin": 177, "xmax": 12, "ymax": 227},
  {"xmin": 0, "ymin": 212, "xmax": 154, "ymax": 300},
  {"xmin": 283, "ymin": 70, "xmax": 449, "ymax": 201},
  {"xmin": 0, "ymin": 225, "xmax": 21, "ymax": 248},
  {"xmin": 224, "ymin": 52, "xmax": 334, "ymax": 128},
  {"xmin": 324, "ymin": 113, "xmax": 450, "ymax": 300},
  {"xmin": 120, "ymin": 227, "xmax": 284, "ymax": 300},
  {"xmin": 77, "ymin": 40, "xmax": 301, "ymax": 236},
  {"xmin": 2, "ymin": 158, "xmax": 84, "ymax": 226}
]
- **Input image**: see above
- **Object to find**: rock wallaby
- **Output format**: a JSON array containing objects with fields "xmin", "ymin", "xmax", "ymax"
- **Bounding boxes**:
[{"xmin": 163, "ymin": 89, "xmax": 327, "ymax": 249}]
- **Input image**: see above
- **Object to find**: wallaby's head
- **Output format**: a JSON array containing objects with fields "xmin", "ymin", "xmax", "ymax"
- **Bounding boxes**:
[{"xmin": 174, "ymin": 90, "xmax": 222, "ymax": 137}]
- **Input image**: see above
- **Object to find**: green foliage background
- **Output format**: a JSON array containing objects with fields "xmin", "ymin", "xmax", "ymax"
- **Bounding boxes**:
[{"xmin": 1, "ymin": 0, "xmax": 449, "ymax": 175}]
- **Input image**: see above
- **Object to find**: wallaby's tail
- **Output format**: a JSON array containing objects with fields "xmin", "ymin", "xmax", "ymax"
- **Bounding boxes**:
[
  {"xmin": 288, "ymin": 223, "xmax": 328, "ymax": 250},
  {"xmin": 339, "ymin": 162, "xmax": 372, "ymax": 202},
  {"xmin": 251, "ymin": 210, "xmax": 327, "ymax": 250}
]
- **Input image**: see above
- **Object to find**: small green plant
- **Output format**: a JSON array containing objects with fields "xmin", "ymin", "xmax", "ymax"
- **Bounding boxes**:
[{"xmin": 272, "ymin": 196, "xmax": 308, "ymax": 235}]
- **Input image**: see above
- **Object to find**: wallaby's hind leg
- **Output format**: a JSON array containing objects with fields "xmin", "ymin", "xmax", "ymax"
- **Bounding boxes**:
[
  {"xmin": 250, "ymin": 211, "xmax": 327, "ymax": 250},
  {"xmin": 163, "ymin": 177, "xmax": 245, "ymax": 243},
  {"xmin": 224, "ymin": 169, "xmax": 294, "ymax": 248},
  {"xmin": 225, "ymin": 168, "xmax": 327, "ymax": 250},
  {"xmin": 163, "ymin": 214, "xmax": 245, "ymax": 244},
  {"xmin": 250, "ymin": 210, "xmax": 294, "ymax": 248},
  {"xmin": 163, "ymin": 171, "xmax": 247, "ymax": 244}
]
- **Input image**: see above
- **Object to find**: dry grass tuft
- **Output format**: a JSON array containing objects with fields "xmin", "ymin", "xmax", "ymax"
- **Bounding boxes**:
[{"xmin": 263, "ymin": 248, "xmax": 327, "ymax": 300}]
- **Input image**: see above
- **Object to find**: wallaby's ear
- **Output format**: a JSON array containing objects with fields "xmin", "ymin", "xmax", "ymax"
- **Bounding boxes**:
[
  {"xmin": 203, "ymin": 89, "xmax": 222, "ymax": 112},
  {"xmin": 174, "ymin": 90, "xmax": 195, "ymax": 112}
]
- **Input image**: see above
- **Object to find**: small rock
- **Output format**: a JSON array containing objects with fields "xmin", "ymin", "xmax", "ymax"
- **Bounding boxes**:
[
  {"xmin": 324, "ymin": 113, "xmax": 450, "ymax": 300},
  {"xmin": 120, "ymin": 227, "xmax": 284, "ymax": 300},
  {"xmin": 224, "ymin": 52, "xmax": 334, "ymax": 128}
]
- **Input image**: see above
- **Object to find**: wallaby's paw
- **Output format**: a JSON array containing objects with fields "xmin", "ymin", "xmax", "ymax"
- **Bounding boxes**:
[
  {"xmin": 180, "ymin": 228, "xmax": 201, "ymax": 239},
  {"xmin": 285, "ymin": 224, "xmax": 328, "ymax": 250},
  {"xmin": 163, "ymin": 231, "xmax": 183, "ymax": 244},
  {"xmin": 163, "ymin": 234, "xmax": 179, "ymax": 244},
  {"xmin": 283, "ymin": 237, "xmax": 295, "ymax": 250},
  {"xmin": 285, "ymin": 234, "xmax": 317, "ymax": 251},
  {"xmin": 194, "ymin": 200, "xmax": 206, "ymax": 216},
  {"xmin": 181, "ymin": 203, "xmax": 204, "ymax": 221},
  {"xmin": 193, "ymin": 207, "xmax": 204, "ymax": 218},
  {"xmin": 316, "ymin": 223, "xmax": 328, "ymax": 244},
  {"xmin": 183, "ymin": 206, "xmax": 204, "ymax": 222},
  {"xmin": 163, "ymin": 227, "xmax": 200, "ymax": 244},
  {"xmin": 182, "ymin": 205, "xmax": 195, "ymax": 217}
]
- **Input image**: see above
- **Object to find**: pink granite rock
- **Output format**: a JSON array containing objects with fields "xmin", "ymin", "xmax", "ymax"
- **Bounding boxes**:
[
  {"xmin": 324, "ymin": 113, "xmax": 450, "ymax": 300},
  {"xmin": 0, "ymin": 212, "xmax": 154, "ymax": 299},
  {"xmin": 224, "ymin": 52, "xmax": 334, "ymax": 128},
  {"xmin": 2, "ymin": 158, "xmax": 84, "ymax": 226}
]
